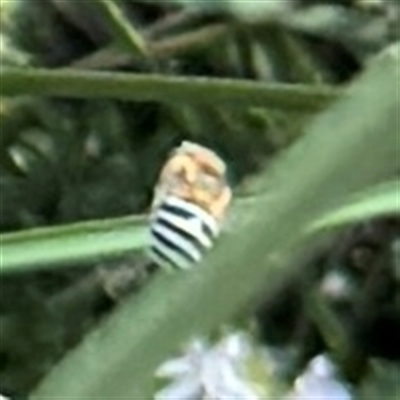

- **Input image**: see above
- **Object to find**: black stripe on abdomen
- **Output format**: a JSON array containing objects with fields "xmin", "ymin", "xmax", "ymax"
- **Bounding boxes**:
[
  {"xmin": 150, "ymin": 228, "xmax": 198, "ymax": 263},
  {"xmin": 155, "ymin": 217, "xmax": 208, "ymax": 252},
  {"xmin": 159, "ymin": 202, "xmax": 216, "ymax": 239}
]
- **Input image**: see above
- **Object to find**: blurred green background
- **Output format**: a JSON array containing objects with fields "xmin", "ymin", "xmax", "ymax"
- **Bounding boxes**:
[{"xmin": 0, "ymin": 0, "xmax": 399, "ymax": 398}]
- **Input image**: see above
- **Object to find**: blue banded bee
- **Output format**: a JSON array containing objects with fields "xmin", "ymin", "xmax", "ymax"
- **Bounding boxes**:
[{"xmin": 148, "ymin": 141, "xmax": 232, "ymax": 271}]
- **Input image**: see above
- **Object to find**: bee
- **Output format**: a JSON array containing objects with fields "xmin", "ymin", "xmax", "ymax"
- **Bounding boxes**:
[{"xmin": 148, "ymin": 141, "xmax": 232, "ymax": 270}]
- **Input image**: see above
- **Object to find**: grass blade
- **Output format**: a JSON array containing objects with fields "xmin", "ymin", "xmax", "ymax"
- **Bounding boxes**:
[
  {"xmin": 1, "ymin": 67, "xmax": 340, "ymax": 112},
  {"xmin": 92, "ymin": 0, "xmax": 149, "ymax": 57},
  {"xmin": 0, "ymin": 215, "xmax": 147, "ymax": 274},
  {"xmin": 0, "ymin": 197, "xmax": 256, "ymax": 274},
  {"xmin": 30, "ymin": 47, "xmax": 399, "ymax": 398},
  {"xmin": 310, "ymin": 180, "xmax": 400, "ymax": 232}
]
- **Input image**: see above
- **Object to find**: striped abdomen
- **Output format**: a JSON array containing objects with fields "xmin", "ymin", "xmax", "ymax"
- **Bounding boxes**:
[{"xmin": 148, "ymin": 196, "xmax": 220, "ymax": 270}]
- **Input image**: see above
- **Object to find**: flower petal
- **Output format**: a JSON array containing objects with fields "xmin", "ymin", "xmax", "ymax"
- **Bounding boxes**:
[
  {"xmin": 290, "ymin": 355, "xmax": 352, "ymax": 400},
  {"xmin": 308, "ymin": 354, "xmax": 336, "ymax": 377},
  {"xmin": 218, "ymin": 332, "xmax": 250, "ymax": 359},
  {"xmin": 155, "ymin": 377, "xmax": 202, "ymax": 400},
  {"xmin": 155, "ymin": 358, "xmax": 193, "ymax": 378}
]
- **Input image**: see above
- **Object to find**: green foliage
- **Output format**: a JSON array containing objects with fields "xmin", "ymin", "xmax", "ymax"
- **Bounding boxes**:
[
  {"xmin": 92, "ymin": 0, "xmax": 149, "ymax": 56},
  {"xmin": 1, "ymin": 67, "xmax": 340, "ymax": 111},
  {"xmin": 1, "ymin": 178, "xmax": 398, "ymax": 274},
  {"xmin": 0, "ymin": 1, "xmax": 399, "ymax": 398},
  {"xmin": 310, "ymin": 180, "xmax": 400, "ymax": 233},
  {"xmin": 29, "ymin": 44, "xmax": 399, "ymax": 399},
  {"xmin": 0, "ymin": 214, "xmax": 147, "ymax": 274}
]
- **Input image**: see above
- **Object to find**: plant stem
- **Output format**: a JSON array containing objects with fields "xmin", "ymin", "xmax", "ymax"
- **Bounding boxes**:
[
  {"xmin": 93, "ymin": 0, "xmax": 149, "ymax": 57},
  {"xmin": 0, "ymin": 215, "xmax": 147, "ymax": 274},
  {"xmin": 1, "ymin": 67, "xmax": 340, "ymax": 112},
  {"xmin": 71, "ymin": 23, "xmax": 229, "ymax": 69}
]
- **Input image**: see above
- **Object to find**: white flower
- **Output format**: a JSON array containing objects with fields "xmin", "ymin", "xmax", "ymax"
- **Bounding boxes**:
[
  {"xmin": 0, "ymin": 394, "xmax": 10, "ymax": 400},
  {"xmin": 288, "ymin": 354, "xmax": 352, "ymax": 400},
  {"xmin": 155, "ymin": 332, "xmax": 260, "ymax": 400},
  {"xmin": 319, "ymin": 270, "xmax": 354, "ymax": 301}
]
